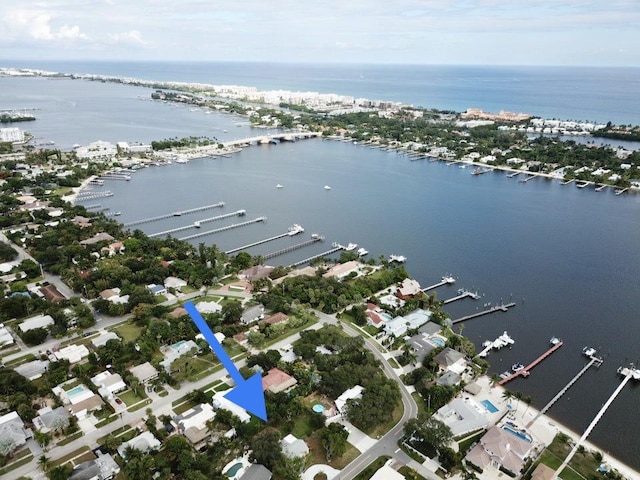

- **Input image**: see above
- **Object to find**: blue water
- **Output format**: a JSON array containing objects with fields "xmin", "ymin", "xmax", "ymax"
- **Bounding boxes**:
[
  {"xmin": 312, "ymin": 404, "xmax": 325, "ymax": 413},
  {"xmin": 2, "ymin": 64, "xmax": 640, "ymax": 469},
  {"xmin": 481, "ymin": 399, "xmax": 499, "ymax": 414},
  {"xmin": 225, "ymin": 463, "xmax": 243, "ymax": 477},
  {"xmin": 67, "ymin": 386, "xmax": 86, "ymax": 397},
  {"xmin": 430, "ymin": 337, "xmax": 446, "ymax": 347},
  {"xmin": 171, "ymin": 340, "xmax": 187, "ymax": 350},
  {"xmin": 2, "ymin": 60, "xmax": 639, "ymax": 125}
]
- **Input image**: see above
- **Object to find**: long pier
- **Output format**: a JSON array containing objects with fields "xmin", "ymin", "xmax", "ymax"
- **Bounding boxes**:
[
  {"xmin": 518, "ymin": 175, "xmax": 537, "ymax": 183},
  {"xmin": 450, "ymin": 302, "xmax": 516, "ymax": 325},
  {"xmin": 506, "ymin": 171, "xmax": 521, "ymax": 178},
  {"xmin": 615, "ymin": 188, "xmax": 628, "ymax": 196},
  {"xmin": 178, "ymin": 217, "xmax": 266, "ymax": 241},
  {"xmin": 421, "ymin": 275, "xmax": 455, "ymax": 292},
  {"xmin": 595, "ymin": 185, "xmax": 608, "ymax": 192},
  {"xmin": 76, "ymin": 191, "xmax": 114, "ymax": 201},
  {"xmin": 148, "ymin": 210, "xmax": 246, "ymax": 238},
  {"xmin": 225, "ymin": 231, "xmax": 291, "ymax": 255},
  {"xmin": 554, "ymin": 366, "xmax": 638, "ymax": 477},
  {"xmin": 443, "ymin": 289, "xmax": 480, "ymax": 304},
  {"xmin": 561, "ymin": 178, "xmax": 575, "ymax": 185},
  {"xmin": 84, "ymin": 204, "xmax": 102, "ymax": 210},
  {"xmin": 527, "ymin": 355, "xmax": 603, "ymax": 428},
  {"xmin": 289, "ymin": 244, "xmax": 344, "ymax": 268},
  {"xmin": 496, "ymin": 339, "xmax": 563, "ymax": 386},
  {"xmin": 263, "ymin": 235, "xmax": 324, "ymax": 260},
  {"xmin": 124, "ymin": 202, "xmax": 225, "ymax": 227}
]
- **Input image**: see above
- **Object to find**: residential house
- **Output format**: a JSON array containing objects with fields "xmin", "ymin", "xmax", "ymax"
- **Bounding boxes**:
[
  {"xmin": 0, "ymin": 411, "xmax": 30, "ymax": 455},
  {"xmin": 281, "ymin": 434, "xmax": 309, "ymax": 459},
  {"xmin": 32, "ymin": 406, "xmax": 70, "ymax": 433},
  {"xmin": 465, "ymin": 426, "xmax": 534, "ymax": 476},
  {"xmin": 212, "ymin": 392, "xmax": 251, "ymax": 423},
  {"xmin": 69, "ymin": 452, "xmax": 120, "ymax": 480},
  {"xmin": 54, "ymin": 344, "xmax": 90, "ymax": 364},
  {"xmin": 91, "ymin": 371, "xmax": 127, "ymax": 398},
  {"xmin": 53, "ymin": 383, "xmax": 104, "ymax": 418},
  {"xmin": 117, "ymin": 431, "xmax": 161, "ymax": 459},
  {"xmin": 433, "ymin": 348, "xmax": 468, "ymax": 375},
  {"xmin": 195, "ymin": 301, "xmax": 221, "ymax": 314},
  {"xmin": 160, "ymin": 340, "xmax": 200, "ymax": 372},
  {"xmin": 172, "ymin": 403, "xmax": 217, "ymax": 448},
  {"xmin": 531, "ymin": 463, "xmax": 556, "ymax": 480},
  {"xmin": 370, "ymin": 464, "xmax": 405, "ymax": 480},
  {"xmin": 241, "ymin": 304, "xmax": 265, "ymax": 325},
  {"xmin": 433, "ymin": 397, "xmax": 489, "ymax": 436},
  {"xmin": 383, "ymin": 309, "xmax": 432, "ymax": 337},
  {"xmin": 239, "ymin": 265, "xmax": 274, "ymax": 282},
  {"xmin": 261, "ymin": 312, "xmax": 289, "ymax": 326},
  {"xmin": 91, "ymin": 332, "xmax": 120, "ymax": 348},
  {"xmin": 164, "ymin": 276, "xmax": 187, "ymax": 292},
  {"xmin": 0, "ymin": 325, "xmax": 14, "ymax": 346},
  {"xmin": 39, "ymin": 284, "xmax": 66, "ymax": 303},
  {"xmin": 14, "ymin": 359, "xmax": 50, "ymax": 381},
  {"xmin": 147, "ymin": 283, "xmax": 167, "ymax": 296},
  {"xmin": 240, "ymin": 464, "xmax": 272, "ymax": 480},
  {"xmin": 322, "ymin": 260, "xmax": 361, "ymax": 281},
  {"xmin": 170, "ymin": 307, "xmax": 188, "ymax": 318},
  {"xmin": 396, "ymin": 278, "xmax": 422, "ymax": 300},
  {"xmin": 129, "ymin": 362, "xmax": 158, "ymax": 384},
  {"xmin": 365, "ymin": 303, "xmax": 386, "ymax": 329},
  {"xmin": 80, "ymin": 232, "xmax": 115, "ymax": 246},
  {"xmin": 261, "ymin": 368, "xmax": 297, "ymax": 393},
  {"xmin": 18, "ymin": 314, "xmax": 54, "ymax": 333},
  {"xmin": 335, "ymin": 385, "xmax": 364, "ymax": 416}
]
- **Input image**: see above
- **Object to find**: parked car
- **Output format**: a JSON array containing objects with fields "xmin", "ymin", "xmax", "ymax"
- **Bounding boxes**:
[{"xmin": 115, "ymin": 398, "xmax": 123, "ymax": 405}]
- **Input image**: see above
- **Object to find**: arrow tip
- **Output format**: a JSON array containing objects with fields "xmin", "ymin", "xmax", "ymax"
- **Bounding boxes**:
[{"xmin": 224, "ymin": 372, "xmax": 268, "ymax": 422}]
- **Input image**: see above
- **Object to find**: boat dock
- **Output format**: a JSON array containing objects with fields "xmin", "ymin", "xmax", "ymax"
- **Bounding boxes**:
[
  {"xmin": 224, "ymin": 226, "xmax": 305, "ymax": 254},
  {"xmin": 100, "ymin": 173, "xmax": 131, "ymax": 181},
  {"xmin": 496, "ymin": 338, "xmax": 563, "ymax": 386},
  {"xmin": 595, "ymin": 185, "xmax": 608, "ymax": 192},
  {"xmin": 615, "ymin": 188, "xmax": 628, "ymax": 196},
  {"xmin": 421, "ymin": 275, "xmax": 456, "ymax": 292},
  {"xmin": 124, "ymin": 202, "xmax": 225, "ymax": 227},
  {"xmin": 76, "ymin": 190, "xmax": 114, "ymax": 201},
  {"xmin": 506, "ymin": 171, "xmax": 521, "ymax": 178},
  {"xmin": 263, "ymin": 235, "xmax": 324, "ymax": 260},
  {"xmin": 576, "ymin": 181, "xmax": 590, "ymax": 188},
  {"xmin": 554, "ymin": 365, "xmax": 639, "ymax": 477},
  {"xmin": 84, "ymin": 204, "xmax": 102, "ymax": 210},
  {"xmin": 178, "ymin": 216, "xmax": 266, "ymax": 241},
  {"xmin": 148, "ymin": 210, "xmax": 246, "ymax": 238},
  {"xmin": 443, "ymin": 289, "xmax": 480, "ymax": 304},
  {"xmin": 518, "ymin": 175, "xmax": 537, "ymax": 183},
  {"xmin": 526, "ymin": 351, "xmax": 603, "ymax": 428},
  {"xmin": 477, "ymin": 331, "xmax": 514, "ymax": 358},
  {"xmin": 450, "ymin": 302, "xmax": 516, "ymax": 325},
  {"xmin": 289, "ymin": 244, "xmax": 344, "ymax": 268},
  {"xmin": 561, "ymin": 179, "xmax": 575, "ymax": 185}
]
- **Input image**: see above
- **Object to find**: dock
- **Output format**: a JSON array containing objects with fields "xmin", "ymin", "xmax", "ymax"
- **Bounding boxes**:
[
  {"xmin": 450, "ymin": 302, "xmax": 516, "ymax": 325},
  {"xmin": 506, "ymin": 171, "xmax": 521, "ymax": 178},
  {"xmin": 518, "ymin": 175, "xmax": 537, "ymax": 183},
  {"xmin": 595, "ymin": 185, "xmax": 608, "ymax": 192},
  {"xmin": 263, "ymin": 235, "xmax": 324, "ymax": 260},
  {"xmin": 178, "ymin": 216, "xmax": 266, "ymax": 241},
  {"xmin": 124, "ymin": 202, "xmax": 225, "ymax": 227},
  {"xmin": 289, "ymin": 244, "xmax": 344, "ymax": 268},
  {"xmin": 527, "ymin": 351, "xmax": 603, "ymax": 428},
  {"xmin": 477, "ymin": 331, "xmax": 514, "ymax": 358},
  {"xmin": 84, "ymin": 204, "xmax": 102, "ymax": 210},
  {"xmin": 576, "ymin": 181, "xmax": 590, "ymax": 189},
  {"xmin": 148, "ymin": 210, "xmax": 246, "ymax": 238},
  {"xmin": 554, "ymin": 365, "xmax": 639, "ymax": 477},
  {"xmin": 496, "ymin": 338, "xmax": 563, "ymax": 386},
  {"xmin": 561, "ymin": 179, "xmax": 575, "ymax": 185},
  {"xmin": 421, "ymin": 275, "xmax": 456, "ymax": 292},
  {"xmin": 75, "ymin": 190, "xmax": 114, "ymax": 201},
  {"xmin": 615, "ymin": 188, "xmax": 628, "ymax": 196},
  {"xmin": 443, "ymin": 289, "xmax": 480, "ymax": 304}
]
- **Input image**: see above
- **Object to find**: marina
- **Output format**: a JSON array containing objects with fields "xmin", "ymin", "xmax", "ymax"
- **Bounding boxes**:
[
  {"xmin": 178, "ymin": 216, "xmax": 267, "ymax": 241},
  {"xmin": 148, "ymin": 210, "xmax": 247, "ymax": 238},
  {"xmin": 123, "ymin": 202, "xmax": 225, "ymax": 227},
  {"xmin": 496, "ymin": 337, "xmax": 564, "ymax": 386}
]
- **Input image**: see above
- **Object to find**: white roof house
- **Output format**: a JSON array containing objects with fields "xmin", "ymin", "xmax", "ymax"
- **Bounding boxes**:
[
  {"xmin": 335, "ymin": 385, "xmax": 364, "ymax": 415},
  {"xmin": 91, "ymin": 331, "xmax": 120, "ymax": 348},
  {"xmin": 18, "ymin": 314, "xmax": 54, "ymax": 332},
  {"xmin": 117, "ymin": 431, "xmax": 161, "ymax": 458},
  {"xmin": 172, "ymin": 403, "xmax": 217, "ymax": 446},
  {"xmin": 370, "ymin": 464, "xmax": 405, "ymax": 480},
  {"xmin": 129, "ymin": 362, "xmax": 159, "ymax": 384},
  {"xmin": 281, "ymin": 434, "xmax": 309, "ymax": 459},
  {"xmin": 212, "ymin": 391, "xmax": 251, "ymax": 423},
  {"xmin": 164, "ymin": 276, "xmax": 187, "ymax": 291},
  {"xmin": 91, "ymin": 371, "xmax": 127, "ymax": 397},
  {"xmin": 0, "ymin": 325, "xmax": 14, "ymax": 346},
  {"xmin": 14, "ymin": 359, "xmax": 50, "ymax": 380},
  {"xmin": 160, "ymin": 340, "xmax": 200, "ymax": 372},
  {"xmin": 54, "ymin": 344, "xmax": 90, "ymax": 364},
  {"xmin": 384, "ymin": 309, "xmax": 431, "ymax": 337},
  {"xmin": 0, "ymin": 411, "xmax": 29, "ymax": 455},
  {"xmin": 196, "ymin": 301, "xmax": 222, "ymax": 314},
  {"xmin": 434, "ymin": 397, "xmax": 489, "ymax": 436}
]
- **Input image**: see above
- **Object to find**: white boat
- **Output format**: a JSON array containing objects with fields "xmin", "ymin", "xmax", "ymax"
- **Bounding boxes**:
[
  {"xmin": 194, "ymin": 221, "xmax": 201, "ymax": 228},
  {"xmin": 324, "ymin": 185, "xmax": 331, "ymax": 190},
  {"xmin": 550, "ymin": 337, "xmax": 561, "ymax": 345},
  {"xmin": 512, "ymin": 363, "xmax": 525, "ymax": 373},
  {"xmin": 582, "ymin": 346, "xmax": 596, "ymax": 357},
  {"xmin": 344, "ymin": 243, "xmax": 358, "ymax": 251},
  {"xmin": 389, "ymin": 254, "xmax": 407, "ymax": 263},
  {"xmin": 288, "ymin": 224, "xmax": 304, "ymax": 236},
  {"xmin": 499, "ymin": 371, "xmax": 511, "ymax": 379},
  {"xmin": 357, "ymin": 247, "xmax": 368, "ymax": 257},
  {"xmin": 276, "ymin": 184, "xmax": 284, "ymax": 189}
]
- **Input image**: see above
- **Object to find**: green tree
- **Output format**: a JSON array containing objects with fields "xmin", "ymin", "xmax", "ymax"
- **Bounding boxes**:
[{"xmin": 221, "ymin": 300, "xmax": 243, "ymax": 324}]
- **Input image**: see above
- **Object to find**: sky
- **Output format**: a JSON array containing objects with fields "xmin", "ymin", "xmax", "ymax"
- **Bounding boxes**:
[{"xmin": 1, "ymin": 1, "xmax": 639, "ymax": 66}]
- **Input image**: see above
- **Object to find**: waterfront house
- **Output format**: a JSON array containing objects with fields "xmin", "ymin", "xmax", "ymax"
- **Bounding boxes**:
[
  {"xmin": 80, "ymin": 232, "xmax": 115, "ymax": 246},
  {"xmin": 241, "ymin": 304, "xmax": 265, "ymax": 325},
  {"xmin": 433, "ymin": 347, "xmax": 468, "ymax": 375},
  {"xmin": 465, "ymin": 425, "xmax": 534, "ymax": 476},
  {"xmin": 322, "ymin": 260, "xmax": 361, "ymax": 281},
  {"xmin": 396, "ymin": 278, "xmax": 422, "ymax": 300},
  {"xmin": 129, "ymin": 362, "xmax": 159, "ymax": 384},
  {"xmin": 0, "ymin": 411, "xmax": 30, "ymax": 455},
  {"xmin": 261, "ymin": 367, "xmax": 297, "ymax": 393},
  {"xmin": 117, "ymin": 431, "xmax": 161, "ymax": 459},
  {"xmin": 383, "ymin": 309, "xmax": 432, "ymax": 337},
  {"xmin": 239, "ymin": 265, "xmax": 274, "ymax": 282},
  {"xmin": 433, "ymin": 397, "xmax": 489, "ymax": 436}
]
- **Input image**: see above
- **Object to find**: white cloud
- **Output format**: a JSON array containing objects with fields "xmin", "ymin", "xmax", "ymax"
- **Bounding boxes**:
[
  {"xmin": 2, "ymin": 8, "xmax": 87, "ymax": 42},
  {"xmin": 107, "ymin": 30, "xmax": 147, "ymax": 46}
]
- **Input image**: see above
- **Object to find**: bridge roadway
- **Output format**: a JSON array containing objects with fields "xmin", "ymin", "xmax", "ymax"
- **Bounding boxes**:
[{"xmin": 221, "ymin": 131, "xmax": 322, "ymax": 148}]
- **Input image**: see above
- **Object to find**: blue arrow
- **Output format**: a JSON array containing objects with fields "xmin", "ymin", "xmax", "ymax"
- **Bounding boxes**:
[{"xmin": 184, "ymin": 301, "xmax": 267, "ymax": 421}]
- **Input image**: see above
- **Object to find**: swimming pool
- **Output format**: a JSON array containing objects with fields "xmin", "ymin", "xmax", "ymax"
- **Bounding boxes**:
[
  {"xmin": 226, "ymin": 462, "xmax": 243, "ymax": 477},
  {"xmin": 430, "ymin": 337, "xmax": 446, "ymax": 347},
  {"xmin": 67, "ymin": 386, "xmax": 87, "ymax": 397},
  {"xmin": 171, "ymin": 340, "xmax": 186, "ymax": 350},
  {"xmin": 380, "ymin": 312, "xmax": 393, "ymax": 322},
  {"xmin": 312, "ymin": 404, "xmax": 325, "ymax": 413},
  {"xmin": 481, "ymin": 399, "xmax": 499, "ymax": 413},
  {"xmin": 503, "ymin": 426, "xmax": 532, "ymax": 443}
]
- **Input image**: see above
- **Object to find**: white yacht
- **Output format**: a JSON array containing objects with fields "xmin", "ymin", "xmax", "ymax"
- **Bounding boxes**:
[
  {"xmin": 344, "ymin": 243, "xmax": 358, "ymax": 251},
  {"xmin": 288, "ymin": 224, "xmax": 304, "ymax": 236},
  {"xmin": 389, "ymin": 254, "xmax": 407, "ymax": 263},
  {"xmin": 276, "ymin": 184, "xmax": 284, "ymax": 189},
  {"xmin": 357, "ymin": 247, "xmax": 369, "ymax": 257},
  {"xmin": 324, "ymin": 185, "xmax": 331, "ymax": 190}
]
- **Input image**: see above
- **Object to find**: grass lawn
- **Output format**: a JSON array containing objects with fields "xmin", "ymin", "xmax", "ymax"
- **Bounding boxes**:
[
  {"xmin": 305, "ymin": 433, "xmax": 360, "ymax": 470},
  {"xmin": 51, "ymin": 446, "xmax": 91, "ymax": 467},
  {"xmin": 95, "ymin": 415, "xmax": 118, "ymax": 428},
  {"xmin": 110, "ymin": 322, "xmax": 144, "ymax": 342},
  {"xmin": 119, "ymin": 388, "xmax": 147, "ymax": 406},
  {"xmin": 173, "ymin": 400, "xmax": 198, "ymax": 415},
  {"xmin": 398, "ymin": 466, "xmax": 428, "ymax": 480},
  {"xmin": 361, "ymin": 402, "xmax": 403, "ymax": 439},
  {"xmin": 0, "ymin": 453, "xmax": 33, "ymax": 477},
  {"xmin": 352, "ymin": 455, "xmax": 391, "ymax": 480},
  {"xmin": 387, "ymin": 357, "xmax": 400, "ymax": 368},
  {"xmin": 4, "ymin": 353, "xmax": 36, "ymax": 368},
  {"xmin": 128, "ymin": 399, "xmax": 152, "ymax": 412},
  {"xmin": 536, "ymin": 434, "xmax": 604, "ymax": 480},
  {"xmin": 98, "ymin": 425, "xmax": 132, "ymax": 444},
  {"xmin": 260, "ymin": 318, "xmax": 318, "ymax": 349},
  {"xmin": 56, "ymin": 431, "xmax": 83, "ymax": 446},
  {"xmin": 290, "ymin": 412, "xmax": 315, "ymax": 438}
]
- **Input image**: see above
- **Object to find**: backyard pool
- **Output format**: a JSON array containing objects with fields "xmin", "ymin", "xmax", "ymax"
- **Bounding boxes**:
[
  {"xmin": 430, "ymin": 336, "xmax": 446, "ymax": 347},
  {"xmin": 226, "ymin": 463, "xmax": 243, "ymax": 477},
  {"xmin": 481, "ymin": 399, "xmax": 499, "ymax": 413},
  {"xmin": 312, "ymin": 404, "xmax": 325, "ymax": 414}
]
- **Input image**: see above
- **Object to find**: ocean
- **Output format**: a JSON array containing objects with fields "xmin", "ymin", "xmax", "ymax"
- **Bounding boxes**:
[{"xmin": 2, "ymin": 61, "xmax": 640, "ymax": 469}]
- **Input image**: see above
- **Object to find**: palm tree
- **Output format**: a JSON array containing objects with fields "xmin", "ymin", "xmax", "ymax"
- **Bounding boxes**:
[
  {"xmin": 38, "ymin": 454, "xmax": 51, "ymax": 474},
  {"xmin": 502, "ymin": 390, "xmax": 514, "ymax": 410},
  {"xmin": 522, "ymin": 395, "xmax": 533, "ymax": 416}
]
